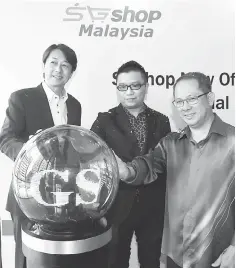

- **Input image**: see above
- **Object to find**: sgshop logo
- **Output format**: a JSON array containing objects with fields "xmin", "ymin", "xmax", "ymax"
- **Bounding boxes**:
[{"xmin": 63, "ymin": 4, "xmax": 162, "ymax": 40}]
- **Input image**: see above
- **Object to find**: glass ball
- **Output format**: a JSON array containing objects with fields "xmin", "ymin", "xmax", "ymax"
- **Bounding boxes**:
[{"xmin": 12, "ymin": 125, "xmax": 119, "ymax": 225}]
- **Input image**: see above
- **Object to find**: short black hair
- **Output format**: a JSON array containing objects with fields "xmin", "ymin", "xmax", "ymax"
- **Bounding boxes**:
[
  {"xmin": 42, "ymin": 44, "xmax": 77, "ymax": 72},
  {"xmin": 173, "ymin": 72, "xmax": 212, "ymax": 96},
  {"xmin": 116, "ymin": 60, "xmax": 148, "ymax": 83}
]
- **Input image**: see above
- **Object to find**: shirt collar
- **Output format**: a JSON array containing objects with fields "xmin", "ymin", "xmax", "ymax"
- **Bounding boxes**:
[
  {"xmin": 42, "ymin": 81, "xmax": 68, "ymax": 103},
  {"xmin": 178, "ymin": 126, "xmax": 191, "ymax": 140},
  {"xmin": 208, "ymin": 113, "xmax": 228, "ymax": 137},
  {"xmin": 178, "ymin": 113, "xmax": 227, "ymax": 140},
  {"xmin": 122, "ymin": 103, "xmax": 147, "ymax": 117}
]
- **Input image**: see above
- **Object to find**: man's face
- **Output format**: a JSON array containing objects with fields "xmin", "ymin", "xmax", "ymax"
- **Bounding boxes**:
[
  {"xmin": 174, "ymin": 78, "xmax": 213, "ymax": 128},
  {"xmin": 43, "ymin": 49, "xmax": 73, "ymax": 90},
  {"xmin": 116, "ymin": 71, "xmax": 148, "ymax": 109}
]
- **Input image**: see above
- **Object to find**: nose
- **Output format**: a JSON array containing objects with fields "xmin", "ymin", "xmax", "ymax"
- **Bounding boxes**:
[
  {"xmin": 54, "ymin": 63, "xmax": 62, "ymax": 73},
  {"xmin": 126, "ymin": 87, "xmax": 134, "ymax": 95}
]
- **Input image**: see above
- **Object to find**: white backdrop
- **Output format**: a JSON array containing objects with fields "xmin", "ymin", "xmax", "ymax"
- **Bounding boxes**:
[{"xmin": 0, "ymin": 0, "xmax": 234, "ymax": 222}]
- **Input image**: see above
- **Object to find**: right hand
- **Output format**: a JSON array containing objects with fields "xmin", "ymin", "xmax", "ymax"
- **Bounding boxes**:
[{"xmin": 98, "ymin": 217, "xmax": 107, "ymax": 228}]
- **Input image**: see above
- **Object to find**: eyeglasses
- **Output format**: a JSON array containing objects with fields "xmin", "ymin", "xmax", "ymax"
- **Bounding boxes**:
[
  {"xmin": 172, "ymin": 92, "xmax": 209, "ymax": 108},
  {"xmin": 116, "ymin": 83, "xmax": 146, "ymax": 92}
]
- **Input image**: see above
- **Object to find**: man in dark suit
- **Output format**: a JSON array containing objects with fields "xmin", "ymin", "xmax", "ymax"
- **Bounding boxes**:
[
  {"xmin": 0, "ymin": 43, "xmax": 81, "ymax": 268},
  {"xmin": 91, "ymin": 61, "xmax": 171, "ymax": 268}
]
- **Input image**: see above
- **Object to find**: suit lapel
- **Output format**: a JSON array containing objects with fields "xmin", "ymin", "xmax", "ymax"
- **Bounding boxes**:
[
  {"xmin": 37, "ymin": 84, "xmax": 54, "ymax": 127},
  {"xmin": 66, "ymin": 96, "xmax": 73, "ymax": 124}
]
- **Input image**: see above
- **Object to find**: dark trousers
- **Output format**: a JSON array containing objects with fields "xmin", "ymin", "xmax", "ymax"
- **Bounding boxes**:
[
  {"xmin": 111, "ymin": 196, "xmax": 164, "ymax": 268},
  {"xmin": 11, "ymin": 213, "xmax": 27, "ymax": 268}
]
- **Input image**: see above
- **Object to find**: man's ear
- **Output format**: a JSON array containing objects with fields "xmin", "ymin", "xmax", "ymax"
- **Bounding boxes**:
[
  {"xmin": 144, "ymin": 83, "xmax": 149, "ymax": 101},
  {"xmin": 145, "ymin": 83, "xmax": 149, "ymax": 95},
  {"xmin": 207, "ymin": 92, "xmax": 215, "ymax": 106},
  {"xmin": 42, "ymin": 63, "xmax": 45, "ymax": 79}
]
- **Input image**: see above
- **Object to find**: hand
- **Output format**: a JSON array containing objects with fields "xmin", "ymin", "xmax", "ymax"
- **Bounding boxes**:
[
  {"xmin": 113, "ymin": 152, "xmax": 130, "ymax": 181},
  {"xmin": 98, "ymin": 217, "xmax": 107, "ymax": 228},
  {"xmin": 212, "ymin": 245, "xmax": 235, "ymax": 268},
  {"xmin": 82, "ymin": 202, "xmax": 107, "ymax": 228}
]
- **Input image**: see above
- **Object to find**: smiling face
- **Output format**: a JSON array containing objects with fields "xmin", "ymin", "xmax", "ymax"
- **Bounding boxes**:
[
  {"xmin": 116, "ymin": 71, "xmax": 148, "ymax": 110},
  {"xmin": 174, "ymin": 78, "xmax": 214, "ymax": 129},
  {"xmin": 43, "ymin": 49, "xmax": 73, "ymax": 93}
]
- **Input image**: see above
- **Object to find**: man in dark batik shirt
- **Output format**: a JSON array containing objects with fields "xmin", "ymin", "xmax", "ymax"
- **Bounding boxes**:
[
  {"xmin": 91, "ymin": 61, "xmax": 171, "ymax": 268},
  {"xmin": 116, "ymin": 72, "xmax": 235, "ymax": 268}
]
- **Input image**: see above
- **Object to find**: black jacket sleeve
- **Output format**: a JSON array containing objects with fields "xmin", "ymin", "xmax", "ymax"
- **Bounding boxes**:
[{"xmin": 0, "ymin": 92, "xmax": 26, "ymax": 161}]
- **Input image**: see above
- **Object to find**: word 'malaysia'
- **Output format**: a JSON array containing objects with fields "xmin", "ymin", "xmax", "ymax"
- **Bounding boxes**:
[{"xmin": 78, "ymin": 24, "xmax": 153, "ymax": 40}]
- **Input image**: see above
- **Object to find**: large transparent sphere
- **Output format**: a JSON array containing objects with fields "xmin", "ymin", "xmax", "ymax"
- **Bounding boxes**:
[{"xmin": 13, "ymin": 125, "xmax": 119, "ymax": 225}]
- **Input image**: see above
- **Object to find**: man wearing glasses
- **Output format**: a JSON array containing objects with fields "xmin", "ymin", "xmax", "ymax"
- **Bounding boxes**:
[
  {"xmin": 115, "ymin": 72, "xmax": 235, "ymax": 268},
  {"xmin": 91, "ymin": 60, "xmax": 171, "ymax": 268}
]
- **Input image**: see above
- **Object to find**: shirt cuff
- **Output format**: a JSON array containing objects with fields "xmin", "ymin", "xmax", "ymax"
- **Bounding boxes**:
[{"xmin": 124, "ymin": 158, "xmax": 149, "ymax": 185}]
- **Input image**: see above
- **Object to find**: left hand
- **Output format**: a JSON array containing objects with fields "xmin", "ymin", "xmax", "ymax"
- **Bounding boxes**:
[{"xmin": 212, "ymin": 245, "xmax": 235, "ymax": 268}]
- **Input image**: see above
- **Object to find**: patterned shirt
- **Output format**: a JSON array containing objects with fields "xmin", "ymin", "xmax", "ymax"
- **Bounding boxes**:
[
  {"xmin": 128, "ymin": 114, "xmax": 235, "ymax": 268},
  {"xmin": 123, "ymin": 105, "xmax": 147, "ymax": 154}
]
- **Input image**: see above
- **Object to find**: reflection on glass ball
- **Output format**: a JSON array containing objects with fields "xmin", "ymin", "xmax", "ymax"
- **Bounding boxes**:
[{"xmin": 13, "ymin": 125, "xmax": 119, "ymax": 225}]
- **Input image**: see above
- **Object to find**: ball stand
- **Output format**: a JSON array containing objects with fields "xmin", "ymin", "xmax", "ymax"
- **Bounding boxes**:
[{"xmin": 22, "ymin": 220, "xmax": 112, "ymax": 268}]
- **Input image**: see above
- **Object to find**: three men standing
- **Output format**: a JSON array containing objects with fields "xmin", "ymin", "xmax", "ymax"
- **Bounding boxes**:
[{"xmin": 0, "ymin": 50, "xmax": 234, "ymax": 268}]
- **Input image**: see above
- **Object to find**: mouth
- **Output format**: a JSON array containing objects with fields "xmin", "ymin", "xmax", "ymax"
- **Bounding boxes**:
[
  {"xmin": 184, "ymin": 113, "xmax": 195, "ymax": 119},
  {"xmin": 52, "ymin": 75, "xmax": 63, "ymax": 80}
]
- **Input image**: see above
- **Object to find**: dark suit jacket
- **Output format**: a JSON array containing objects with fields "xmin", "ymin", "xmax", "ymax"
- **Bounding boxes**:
[
  {"xmin": 0, "ymin": 83, "xmax": 82, "ymax": 216},
  {"xmin": 91, "ymin": 104, "xmax": 171, "ymax": 224}
]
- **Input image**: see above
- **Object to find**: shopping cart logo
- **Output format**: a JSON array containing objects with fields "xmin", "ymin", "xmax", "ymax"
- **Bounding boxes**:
[
  {"xmin": 63, "ymin": 4, "xmax": 162, "ymax": 40},
  {"xmin": 63, "ymin": 4, "xmax": 161, "ymax": 23},
  {"xmin": 63, "ymin": 4, "xmax": 111, "ymax": 22}
]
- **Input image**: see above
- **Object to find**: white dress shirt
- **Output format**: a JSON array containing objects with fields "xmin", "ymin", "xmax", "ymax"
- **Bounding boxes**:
[{"xmin": 42, "ymin": 82, "xmax": 68, "ymax": 126}]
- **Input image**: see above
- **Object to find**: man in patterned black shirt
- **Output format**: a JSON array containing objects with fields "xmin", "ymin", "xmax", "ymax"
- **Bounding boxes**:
[{"xmin": 91, "ymin": 61, "xmax": 171, "ymax": 268}]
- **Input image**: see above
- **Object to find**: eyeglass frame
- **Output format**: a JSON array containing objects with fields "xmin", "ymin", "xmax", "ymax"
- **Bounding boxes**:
[
  {"xmin": 172, "ymin": 92, "xmax": 210, "ymax": 108},
  {"xmin": 116, "ymin": 83, "xmax": 146, "ymax": 92}
]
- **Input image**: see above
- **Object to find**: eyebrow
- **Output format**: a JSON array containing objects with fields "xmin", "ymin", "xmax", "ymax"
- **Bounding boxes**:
[
  {"xmin": 51, "ymin": 57, "xmax": 69, "ymax": 63},
  {"xmin": 118, "ymin": 81, "xmax": 143, "ymax": 84},
  {"xmin": 176, "ymin": 94, "xmax": 198, "ymax": 99}
]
